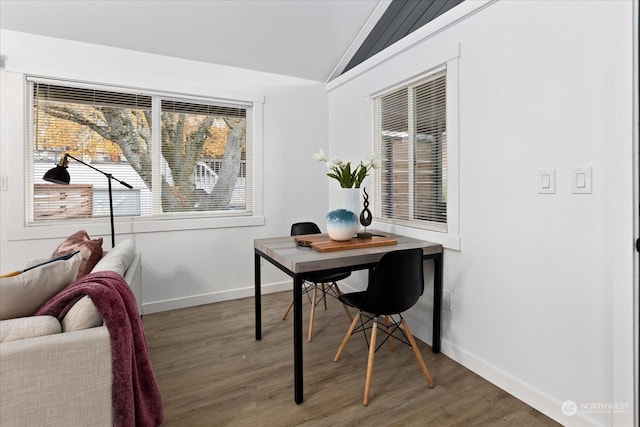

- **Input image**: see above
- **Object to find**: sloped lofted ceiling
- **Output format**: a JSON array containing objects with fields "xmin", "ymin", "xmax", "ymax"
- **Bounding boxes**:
[
  {"xmin": 341, "ymin": 0, "xmax": 465, "ymax": 75},
  {"xmin": 0, "ymin": 0, "xmax": 383, "ymax": 82},
  {"xmin": 0, "ymin": 0, "xmax": 464, "ymax": 83}
]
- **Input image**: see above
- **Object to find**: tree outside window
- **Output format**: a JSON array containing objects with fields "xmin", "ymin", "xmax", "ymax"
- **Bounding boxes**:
[{"xmin": 30, "ymin": 81, "xmax": 252, "ymax": 222}]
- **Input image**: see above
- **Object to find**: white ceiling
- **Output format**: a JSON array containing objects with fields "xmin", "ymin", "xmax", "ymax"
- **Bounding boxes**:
[{"xmin": 0, "ymin": 0, "xmax": 386, "ymax": 82}]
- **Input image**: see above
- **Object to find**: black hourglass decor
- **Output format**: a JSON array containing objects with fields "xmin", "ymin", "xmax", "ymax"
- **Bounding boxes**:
[{"xmin": 357, "ymin": 187, "xmax": 373, "ymax": 238}]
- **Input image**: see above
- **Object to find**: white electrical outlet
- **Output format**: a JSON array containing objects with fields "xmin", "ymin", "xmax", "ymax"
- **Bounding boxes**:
[{"xmin": 443, "ymin": 290, "xmax": 452, "ymax": 311}]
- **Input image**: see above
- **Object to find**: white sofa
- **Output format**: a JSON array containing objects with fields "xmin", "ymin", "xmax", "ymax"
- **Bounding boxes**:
[{"xmin": 0, "ymin": 244, "xmax": 142, "ymax": 427}]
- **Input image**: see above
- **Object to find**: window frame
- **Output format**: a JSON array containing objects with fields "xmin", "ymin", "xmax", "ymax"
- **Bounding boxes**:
[
  {"xmin": 373, "ymin": 68, "xmax": 448, "ymax": 232},
  {"xmin": 5, "ymin": 73, "xmax": 264, "ymax": 242},
  {"xmin": 369, "ymin": 47, "xmax": 460, "ymax": 251}
]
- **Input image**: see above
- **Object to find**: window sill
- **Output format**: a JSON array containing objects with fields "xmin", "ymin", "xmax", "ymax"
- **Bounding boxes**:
[
  {"xmin": 372, "ymin": 221, "xmax": 461, "ymax": 251},
  {"xmin": 6, "ymin": 215, "xmax": 265, "ymax": 242}
]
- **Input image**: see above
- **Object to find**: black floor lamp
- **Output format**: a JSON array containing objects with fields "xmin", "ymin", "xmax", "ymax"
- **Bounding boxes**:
[{"xmin": 43, "ymin": 153, "xmax": 132, "ymax": 248}]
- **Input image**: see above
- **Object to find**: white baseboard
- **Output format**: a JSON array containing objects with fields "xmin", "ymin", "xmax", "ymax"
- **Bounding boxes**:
[
  {"xmin": 439, "ymin": 338, "xmax": 605, "ymax": 427},
  {"xmin": 402, "ymin": 311, "xmax": 603, "ymax": 427},
  {"xmin": 142, "ymin": 280, "xmax": 291, "ymax": 314}
]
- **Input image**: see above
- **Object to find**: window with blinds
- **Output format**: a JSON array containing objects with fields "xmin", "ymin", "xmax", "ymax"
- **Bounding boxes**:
[
  {"xmin": 373, "ymin": 68, "xmax": 447, "ymax": 232},
  {"xmin": 29, "ymin": 79, "xmax": 253, "ymax": 224}
]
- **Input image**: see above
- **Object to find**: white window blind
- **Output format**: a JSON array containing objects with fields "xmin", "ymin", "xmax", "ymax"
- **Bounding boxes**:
[
  {"xmin": 373, "ymin": 69, "xmax": 447, "ymax": 232},
  {"xmin": 29, "ymin": 79, "xmax": 253, "ymax": 224}
]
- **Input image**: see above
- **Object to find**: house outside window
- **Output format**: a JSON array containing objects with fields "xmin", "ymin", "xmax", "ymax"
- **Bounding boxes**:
[
  {"xmin": 373, "ymin": 68, "xmax": 448, "ymax": 233},
  {"xmin": 28, "ymin": 78, "xmax": 254, "ymax": 224}
]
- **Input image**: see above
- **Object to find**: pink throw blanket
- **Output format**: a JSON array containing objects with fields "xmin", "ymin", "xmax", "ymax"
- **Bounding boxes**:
[{"xmin": 36, "ymin": 271, "xmax": 163, "ymax": 427}]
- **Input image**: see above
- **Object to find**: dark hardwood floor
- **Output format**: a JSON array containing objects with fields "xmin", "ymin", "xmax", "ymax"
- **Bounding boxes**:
[{"xmin": 144, "ymin": 291, "xmax": 560, "ymax": 426}]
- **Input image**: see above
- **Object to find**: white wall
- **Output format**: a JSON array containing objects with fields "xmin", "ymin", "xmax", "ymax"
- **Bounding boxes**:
[
  {"xmin": 0, "ymin": 30, "xmax": 330, "ymax": 312},
  {"xmin": 327, "ymin": 1, "xmax": 635, "ymax": 426},
  {"xmin": 1, "ymin": 2, "xmax": 636, "ymax": 425}
]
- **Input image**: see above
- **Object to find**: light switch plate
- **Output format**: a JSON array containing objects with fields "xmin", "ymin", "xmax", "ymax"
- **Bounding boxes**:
[
  {"xmin": 572, "ymin": 167, "xmax": 592, "ymax": 194},
  {"xmin": 537, "ymin": 169, "xmax": 555, "ymax": 194}
]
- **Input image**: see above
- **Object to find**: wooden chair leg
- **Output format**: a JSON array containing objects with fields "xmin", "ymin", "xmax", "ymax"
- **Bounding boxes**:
[
  {"xmin": 282, "ymin": 298, "xmax": 294, "ymax": 320},
  {"xmin": 308, "ymin": 285, "xmax": 318, "ymax": 342},
  {"xmin": 363, "ymin": 318, "xmax": 378, "ymax": 406},
  {"xmin": 333, "ymin": 283, "xmax": 354, "ymax": 322},
  {"xmin": 401, "ymin": 318, "xmax": 435, "ymax": 388},
  {"xmin": 334, "ymin": 311, "xmax": 361, "ymax": 362},
  {"xmin": 385, "ymin": 315, "xmax": 394, "ymax": 351}
]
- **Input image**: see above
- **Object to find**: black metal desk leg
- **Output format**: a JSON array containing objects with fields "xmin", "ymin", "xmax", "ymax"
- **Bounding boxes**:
[
  {"xmin": 293, "ymin": 275, "xmax": 304, "ymax": 404},
  {"xmin": 255, "ymin": 253, "xmax": 262, "ymax": 341},
  {"xmin": 432, "ymin": 253, "xmax": 443, "ymax": 353}
]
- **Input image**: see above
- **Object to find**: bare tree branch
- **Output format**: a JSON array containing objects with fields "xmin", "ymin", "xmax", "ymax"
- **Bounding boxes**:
[{"xmin": 42, "ymin": 103, "xmax": 244, "ymax": 213}]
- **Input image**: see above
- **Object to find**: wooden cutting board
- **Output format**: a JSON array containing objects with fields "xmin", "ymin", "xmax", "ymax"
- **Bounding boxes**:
[{"xmin": 295, "ymin": 234, "xmax": 397, "ymax": 252}]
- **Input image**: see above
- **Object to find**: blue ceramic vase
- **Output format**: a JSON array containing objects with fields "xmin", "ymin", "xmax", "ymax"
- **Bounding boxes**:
[{"xmin": 326, "ymin": 209, "xmax": 358, "ymax": 241}]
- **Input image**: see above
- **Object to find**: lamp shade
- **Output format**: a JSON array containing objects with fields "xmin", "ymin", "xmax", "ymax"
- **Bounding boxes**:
[
  {"xmin": 41, "ymin": 153, "xmax": 130, "ymax": 248},
  {"xmin": 43, "ymin": 165, "xmax": 71, "ymax": 185}
]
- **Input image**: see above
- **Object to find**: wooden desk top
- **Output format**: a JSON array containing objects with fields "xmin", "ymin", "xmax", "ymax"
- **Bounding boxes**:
[{"xmin": 255, "ymin": 230, "xmax": 442, "ymax": 274}]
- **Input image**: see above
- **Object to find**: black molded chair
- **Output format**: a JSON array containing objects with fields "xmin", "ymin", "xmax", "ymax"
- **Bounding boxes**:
[
  {"xmin": 333, "ymin": 248, "xmax": 435, "ymax": 405},
  {"xmin": 283, "ymin": 222, "xmax": 353, "ymax": 341}
]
